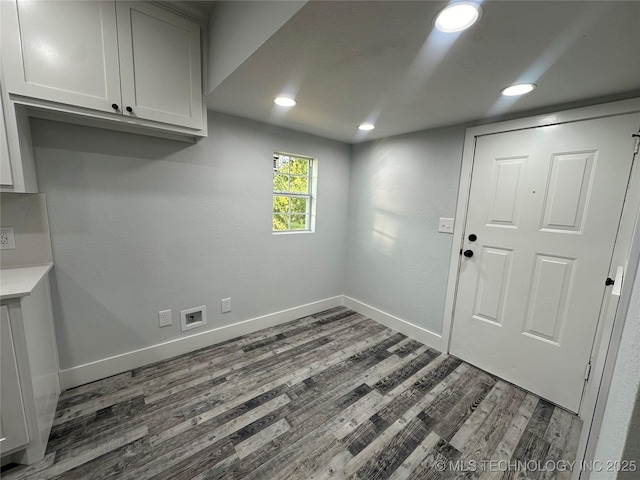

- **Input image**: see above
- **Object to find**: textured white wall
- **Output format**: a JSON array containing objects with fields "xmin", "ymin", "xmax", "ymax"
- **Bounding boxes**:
[
  {"xmin": 619, "ymin": 395, "xmax": 640, "ymax": 479},
  {"xmin": 31, "ymin": 112, "xmax": 350, "ymax": 370},
  {"xmin": 593, "ymin": 258, "xmax": 640, "ymax": 478},
  {"xmin": 345, "ymin": 125, "xmax": 465, "ymax": 334}
]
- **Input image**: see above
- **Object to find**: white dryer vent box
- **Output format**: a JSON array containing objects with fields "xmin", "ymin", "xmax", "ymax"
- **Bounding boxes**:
[{"xmin": 181, "ymin": 305, "xmax": 207, "ymax": 332}]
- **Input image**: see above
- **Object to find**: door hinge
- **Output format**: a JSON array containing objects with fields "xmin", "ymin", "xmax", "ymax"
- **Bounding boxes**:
[
  {"xmin": 584, "ymin": 361, "xmax": 592, "ymax": 381},
  {"xmin": 605, "ymin": 277, "xmax": 615, "ymax": 286},
  {"xmin": 633, "ymin": 133, "xmax": 640, "ymax": 155}
]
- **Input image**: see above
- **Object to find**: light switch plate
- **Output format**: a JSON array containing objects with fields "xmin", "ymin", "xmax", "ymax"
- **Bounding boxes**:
[
  {"xmin": 438, "ymin": 218, "xmax": 454, "ymax": 234},
  {"xmin": 0, "ymin": 227, "xmax": 16, "ymax": 249}
]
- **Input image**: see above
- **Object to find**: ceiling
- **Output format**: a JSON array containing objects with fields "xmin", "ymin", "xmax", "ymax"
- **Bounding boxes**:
[{"xmin": 206, "ymin": 1, "xmax": 640, "ymax": 144}]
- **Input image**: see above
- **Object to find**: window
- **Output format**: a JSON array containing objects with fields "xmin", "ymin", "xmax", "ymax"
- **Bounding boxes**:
[{"xmin": 273, "ymin": 153, "xmax": 316, "ymax": 232}]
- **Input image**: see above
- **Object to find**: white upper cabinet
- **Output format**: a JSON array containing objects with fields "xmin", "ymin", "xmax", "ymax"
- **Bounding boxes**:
[
  {"xmin": 3, "ymin": 1, "xmax": 121, "ymax": 114},
  {"xmin": 1, "ymin": 82, "xmax": 37, "ymax": 193},
  {"xmin": 117, "ymin": 2, "xmax": 203, "ymax": 129},
  {"xmin": 1, "ymin": 0, "xmax": 205, "ymax": 136},
  {"xmin": 1, "ymin": 95, "xmax": 13, "ymax": 187}
]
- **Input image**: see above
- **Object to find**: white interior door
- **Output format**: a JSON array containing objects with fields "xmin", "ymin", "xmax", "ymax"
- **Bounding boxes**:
[{"xmin": 450, "ymin": 113, "xmax": 640, "ymax": 413}]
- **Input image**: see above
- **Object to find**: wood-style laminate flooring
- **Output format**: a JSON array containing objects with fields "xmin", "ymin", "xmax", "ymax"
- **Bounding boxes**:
[{"xmin": 2, "ymin": 307, "xmax": 582, "ymax": 480}]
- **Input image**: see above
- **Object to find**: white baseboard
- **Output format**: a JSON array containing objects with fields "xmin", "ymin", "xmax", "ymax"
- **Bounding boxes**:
[
  {"xmin": 58, "ymin": 296, "xmax": 343, "ymax": 390},
  {"xmin": 59, "ymin": 295, "xmax": 444, "ymax": 390},
  {"xmin": 342, "ymin": 296, "xmax": 443, "ymax": 352}
]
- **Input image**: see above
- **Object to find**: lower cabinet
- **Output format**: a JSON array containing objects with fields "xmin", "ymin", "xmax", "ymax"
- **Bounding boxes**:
[
  {"xmin": 0, "ymin": 305, "xmax": 29, "ymax": 453},
  {"xmin": 0, "ymin": 274, "xmax": 60, "ymax": 465}
]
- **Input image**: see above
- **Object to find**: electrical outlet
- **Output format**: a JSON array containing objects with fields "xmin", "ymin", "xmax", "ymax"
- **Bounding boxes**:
[
  {"xmin": 438, "ymin": 218, "xmax": 454, "ymax": 234},
  {"xmin": 0, "ymin": 227, "xmax": 16, "ymax": 249},
  {"xmin": 221, "ymin": 298, "xmax": 232, "ymax": 313},
  {"xmin": 158, "ymin": 309, "xmax": 172, "ymax": 328}
]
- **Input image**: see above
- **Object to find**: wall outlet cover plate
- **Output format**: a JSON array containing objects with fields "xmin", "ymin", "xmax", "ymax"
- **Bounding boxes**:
[
  {"xmin": 221, "ymin": 298, "xmax": 232, "ymax": 313},
  {"xmin": 158, "ymin": 309, "xmax": 172, "ymax": 328},
  {"xmin": 0, "ymin": 227, "xmax": 16, "ymax": 249}
]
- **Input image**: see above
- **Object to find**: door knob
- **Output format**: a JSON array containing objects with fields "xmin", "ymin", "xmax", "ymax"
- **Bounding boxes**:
[
  {"xmin": 111, "ymin": 103, "xmax": 119, "ymax": 110},
  {"xmin": 468, "ymin": 234, "xmax": 477, "ymax": 242},
  {"xmin": 126, "ymin": 106, "xmax": 133, "ymax": 113},
  {"xmin": 463, "ymin": 250, "xmax": 474, "ymax": 258}
]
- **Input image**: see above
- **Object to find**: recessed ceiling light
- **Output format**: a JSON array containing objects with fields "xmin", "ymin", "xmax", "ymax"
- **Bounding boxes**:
[
  {"xmin": 274, "ymin": 96, "xmax": 297, "ymax": 107},
  {"xmin": 435, "ymin": 2, "xmax": 482, "ymax": 33},
  {"xmin": 358, "ymin": 123, "xmax": 375, "ymax": 131},
  {"xmin": 501, "ymin": 83, "xmax": 537, "ymax": 96}
]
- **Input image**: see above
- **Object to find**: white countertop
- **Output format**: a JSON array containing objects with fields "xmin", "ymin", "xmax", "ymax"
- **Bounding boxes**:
[{"xmin": 0, "ymin": 264, "xmax": 53, "ymax": 300}]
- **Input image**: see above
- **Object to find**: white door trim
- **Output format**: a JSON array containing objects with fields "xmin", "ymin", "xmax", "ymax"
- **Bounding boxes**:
[{"xmin": 442, "ymin": 97, "xmax": 640, "ymax": 480}]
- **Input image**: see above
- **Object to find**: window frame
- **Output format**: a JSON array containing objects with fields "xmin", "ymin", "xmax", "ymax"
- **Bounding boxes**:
[{"xmin": 272, "ymin": 152, "xmax": 317, "ymax": 234}]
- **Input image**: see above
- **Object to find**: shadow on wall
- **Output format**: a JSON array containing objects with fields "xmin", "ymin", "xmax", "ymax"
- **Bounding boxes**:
[
  {"xmin": 48, "ymin": 268, "xmax": 147, "ymax": 370},
  {"xmin": 30, "ymin": 118, "xmax": 191, "ymax": 160}
]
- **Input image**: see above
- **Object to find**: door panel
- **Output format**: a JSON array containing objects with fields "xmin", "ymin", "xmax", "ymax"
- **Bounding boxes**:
[
  {"xmin": 451, "ymin": 113, "xmax": 639, "ymax": 412},
  {"xmin": 541, "ymin": 152, "xmax": 596, "ymax": 232},
  {"xmin": 473, "ymin": 247, "xmax": 512, "ymax": 325},
  {"xmin": 523, "ymin": 254, "xmax": 574, "ymax": 344},
  {"xmin": 489, "ymin": 158, "xmax": 526, "ymax": 226}
]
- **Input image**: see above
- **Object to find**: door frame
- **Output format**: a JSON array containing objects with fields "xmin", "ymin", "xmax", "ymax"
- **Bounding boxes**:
[{"xmin": 441, "ymin": 97, "xmax": 640, "ymax": 479}]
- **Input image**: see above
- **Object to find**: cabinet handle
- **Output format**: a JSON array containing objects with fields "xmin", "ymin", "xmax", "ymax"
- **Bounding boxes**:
[
  {"xmin": 126, "ymin": 106, "xmax": 133, "ymax": 113},
  {"xmin": 111, "ymin": 103, "xmax": 119, "ymax": 110}
]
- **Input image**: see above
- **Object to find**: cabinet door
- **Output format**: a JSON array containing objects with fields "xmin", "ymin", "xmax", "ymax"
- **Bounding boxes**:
[
  {"xmin": 0, "ymin": 90, "xmax": 14, "ymax": 187},
  {"xmin": 0, "ymin": 305, "xmax": 29, "ymax": 454},
  {"xmin": 1, "ymin": 0, "xmax": 121, "ymax": 114},
  {"xmin": 116, "ymin": 2, "xmax": 203, "ymax": 130}
]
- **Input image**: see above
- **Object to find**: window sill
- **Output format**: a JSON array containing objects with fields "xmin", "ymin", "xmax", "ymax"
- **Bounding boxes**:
[{"xmin": 272, "ymin": 230, "xmax": 314, "ymax": 236}]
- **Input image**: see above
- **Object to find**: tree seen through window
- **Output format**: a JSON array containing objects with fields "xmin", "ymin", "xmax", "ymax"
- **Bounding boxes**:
[{"xmin": 273, "ymin": 153, "xmax": 314, "ymax": 232}]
